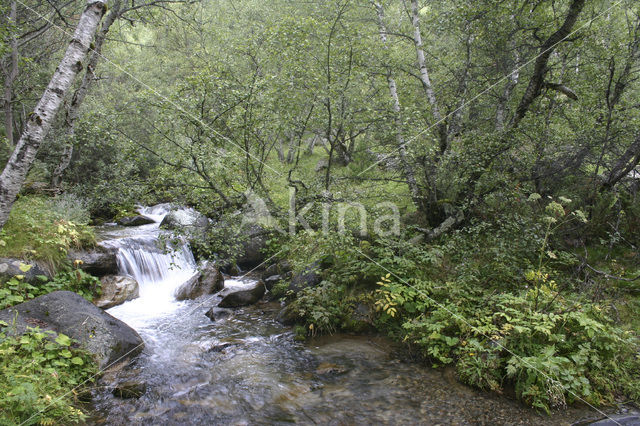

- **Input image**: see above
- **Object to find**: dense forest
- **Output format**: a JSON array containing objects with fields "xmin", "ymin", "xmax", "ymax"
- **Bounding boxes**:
[{"xmin": 1, "ymin": 0, "xmax": 640, "ymax": 423}]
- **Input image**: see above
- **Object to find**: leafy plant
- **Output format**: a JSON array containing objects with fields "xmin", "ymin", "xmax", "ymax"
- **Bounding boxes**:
[
  {"xmin": 0, "ymin": 325, "xmax": 97, "ymax": 425},
  {"xmin": 0, "ymin": 264, "xmax": 100, "ymax": 310},
  {"xmin": 0, "ymin": 196, "xmax": 95, "ymax": 274}
]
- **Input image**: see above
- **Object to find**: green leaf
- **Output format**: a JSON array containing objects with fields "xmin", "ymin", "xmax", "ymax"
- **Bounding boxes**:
[
  {"xmin": 70, "ymin": 357, "xmax": 84, "ymax": 365},
  {"xmin": 18, "ymin": 262, "xmax": 33, "ymax": 273},
  {"xmin": 55, "ymin": 333, "xmax": 72, "ymax": 347}
]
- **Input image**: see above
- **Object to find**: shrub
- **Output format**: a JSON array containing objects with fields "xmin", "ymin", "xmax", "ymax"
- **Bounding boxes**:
[
  {"xmin": 0, "ymin": 265, "xmax": 101, "ymax": 310},
  {"xmin": 0, "ymin": 196, "xmax": 95, "ymax": 274},
  {"xmin": 0, "ymin": 324, "xmax": 97, "ymax": 425}
]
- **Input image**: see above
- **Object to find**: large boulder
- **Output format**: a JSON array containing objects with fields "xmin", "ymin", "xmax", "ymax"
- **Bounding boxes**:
[
  {"xmin": 218, "ymin": 281, "xmax": 266, "ymax": 308},
  {"xmin": 261, "ymin": 260, "xmax": 292, "ymax": 281},
  {"xmin": 236, "ymin": 225, "xmax": 270, "ymax": 269},
  {"xmin": 0, "ymin": 258, "xmax": 51, "ymax": 284},
  {"xmin": 94, "ymin": 275, "xmax": 139, "ymax": 309},
  {"xmin": 118, "ymin": 215, "xmax": 156, "ymax": 227},
  {"xmin": 68, "ymin": 245, "xmax": 119, "ymax": 277},
  {"xmin": 289, "ymin": 261, "xmax": 322, "ymax": 294},
  {"xmin": 160, "ymin": 208, "xmax": 208, "ymax": 231},
  {"xmin": 0, "ymin": 291, "xmax": 144, "ymax": 368},
  {"xmin": 174, "ymin": 262, "xmax": 224, "ymax": 301}
]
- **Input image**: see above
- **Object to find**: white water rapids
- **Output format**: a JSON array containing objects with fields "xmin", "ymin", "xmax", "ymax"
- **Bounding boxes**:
[
  {"xmin": 100, "ymin": 205, "xmax": 198, "ymax": 329},
  {"xmin": 91, "ymin": 205, "xmax": 607, "ymax": 425}
]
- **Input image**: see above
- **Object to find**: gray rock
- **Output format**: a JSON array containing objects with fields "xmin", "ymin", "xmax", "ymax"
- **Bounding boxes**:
[
  {"xmin": 236, "ymin": 225, "xmax": 270, "ymax": 269},
  {"xmin": 68, "ymin": 245, "xmax": 119, "ymax": 277},
  {"xmin": 262, "ymin": 264, "xmax": 279, "ymax": 280},
  {"xmin": 218, "ymin": 281, "xmax": 266, "ymax": 308},
  {"xmin": 264, "ymin": 274, "xmax": 282, "ymax": 291},
  {"xmin": 118, "ymin": 215, "xmax": 156, "ymax": 226},
  {"xmin": 174, "ymin": 262, "xmax": 224, "ymax": 301},
  {"xmin": 0, "ymin": 258, "xmax": 51, "ymax": 284},
  {"xmin": 289, "ymin": 261, "xmax": 322, "ymax": 294},
  {"xmin": 276, "ymin": 306, "xmax": 298, "ymax": 325},
  {"xmin": 160, "ymin": 208, "xmax": 208, "ymax": 231},
  {"xmin": 315, "ymin": 158, "xmax": 328, "ymax": 172},
  {"xmin": 207, "ymin": 342, "xmax": 239, "ymax": 352},
  {"xmin": 589, "ymin": 415, "xmax": 640, "ymax": 425},
  {"xmin": 0, "ymin": 291, "xmax": 144, "ymax": 368},
  {"xmin": 112, "ymin": 380, "xmax": 146, "ymax": 399},
  {"xmin": 261, "ymin": 260, "xmax": 292, "ymax": 280},
  {"xmin": 205, "ymin": 307, "xmax": 233, "ymax": 321},
  {"xmin": 94, "ymin": 275, "xmax": 139, "ymax": 309}
]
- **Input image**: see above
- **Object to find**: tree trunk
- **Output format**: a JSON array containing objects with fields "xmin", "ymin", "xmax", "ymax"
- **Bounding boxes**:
[
  {"xmin": 374, "ymin": 1, "xmax": 423, "ymax": 211},
  {"xmin": 0, "ymin": 0, "xmax": 106, "ymax": 228},
  {"xmin": 2, "ymin": 0, "xmax": 18, "ymax": 149},
  {"xmin": 495, "ymin": 38, "xmax": 520, "ymax": 131},
  {"xmin": 512, "ymin": 0, "xmax": 585, "ymax": 128},
  {"xmin": 286, "ymin": 131, "xmax": 296, "ymax": 163},
  {"xmin": 51, "ymin": 0, "xmax": 120, "ymax": 191},
  {"xmin": 408, "ymin": 0, "xmax": 447, "ymax": 152},
  {"xmin": 603, "ymin": 134, "xmax": 640, "ymax": 190}
]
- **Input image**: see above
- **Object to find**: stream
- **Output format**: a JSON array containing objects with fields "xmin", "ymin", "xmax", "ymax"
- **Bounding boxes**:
[{"xmin": 89, "ymin": 206, "xmax": 615, "ymax": 425}]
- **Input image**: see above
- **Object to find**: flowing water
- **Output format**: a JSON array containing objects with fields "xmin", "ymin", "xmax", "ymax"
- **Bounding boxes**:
[{"xmin": 90, "ymin": 207, "xmax": 613, "ymax": 425}]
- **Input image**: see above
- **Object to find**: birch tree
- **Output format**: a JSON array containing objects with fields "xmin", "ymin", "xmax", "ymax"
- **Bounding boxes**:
[
  {"xmin": 0, "ymin": 0, "xmax": 106, "ymax": 228},
  {"xmin": 373, "ymin": 1, "xmax": 423, "ymax": 212},
  {"xmin": 51, "ymin": 0, "xmax": 121, "ymax": 191}
]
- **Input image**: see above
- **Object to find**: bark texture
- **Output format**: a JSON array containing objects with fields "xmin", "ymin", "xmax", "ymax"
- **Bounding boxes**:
[
  {"xmin": 51, "ymin": 0, "xmax": 121, "ymax": 191},
  {"xmin": 2, "ymin": 0, "xmax": 18, "ymax": 148},
  {"xmin": 0, "ymin": 0, "xmax": 106, "ymax": 228},
  {"xmin": 374, "ymin": 1, "xmax": 422, "ymax": 211},
  {"xmin": 409, "ymin": 0, "xmax": 447, "ymax": 152},
  {"xmin": 512, "ymin": 0, "xmax": 585, "ymax": 127}
]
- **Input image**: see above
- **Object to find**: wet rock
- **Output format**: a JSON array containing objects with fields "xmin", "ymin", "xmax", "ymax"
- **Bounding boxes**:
[
  {"xmin": 289, "ymin": 261, "xmax": 322, "ymax": 294},
  {"xmin": 0, "ymin": 291, "xmax": 144, "ymax": 368},
  {"xmin": 95, "ymin": 275, "xmax": 139, "ymax": 309},
  {"xmin": 0, "ymin": 258, "xmax": 51, "ymax": 284},
  {"xmin": 160, "ymin": 208, "xmax": 208, "ymax": 231},
  {"xmin": 261, "ymin": 260, "xmax": 292, "ymax": 281},
  {"xmin": 315, "ymin": 362, "xmax": 348, "ymax": 375},
  {"xmin": 588, "ymin": 415, "xmax": 640, "ymax": 425},
  {"xmin": 276, "ymin": 306, "xmax": 298, "ymax": 325},
  {"xmin": 175, "ymin": 262, "xmax": 224, "ymax": 301},
  {"xmin": 262, "ymin": 264, "xmax": 279, "ymax": 279},
  {"xmin": 236, "ymin": 225, "xmax": 270, "ymax": 269},
  {"xmin": 207, "ymin": 342, "xmax": 239, "ymax": 352},
  {"xmin": 68, "ymin": 245, "xmax": 119, "ymax": 277},
  {"xmin": 264, "ymin": 274, "xmax": 283, "ymax": 291},
  {"xmin": 112, "ymin": 381, "xmax": 146, "ymax": 399},
  {"xmin": 218, "ymin": 281, "xmax": 266, "ymax": 308},
  {"xmin": 205, "ymin": 307, "xmax": 233, "ymax": 321},
  {"xmin": 118, "ymin": 215, "xmax": 156, "ymax": 226}
]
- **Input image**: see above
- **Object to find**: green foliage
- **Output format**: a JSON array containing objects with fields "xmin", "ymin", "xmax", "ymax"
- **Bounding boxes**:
[
  {"xmin": 287, "ymin": 281, "xmax": 348, "ymax": 336},
  {"xmin": 0, "ymin": 266, "xmax": 101, "ymax": 310},
  {"xmin": 0, "ymin": 326, "xmax": 97, "ymax": 425},
  {"xmin": 281, "ymin": 201, "xmax": 640, "ymax": 411},
  {"xmin": 0, "ymin": 196, "xmax": 95, "ymax": 273}
]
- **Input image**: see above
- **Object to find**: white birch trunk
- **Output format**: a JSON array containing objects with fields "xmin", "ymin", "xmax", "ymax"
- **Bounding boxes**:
[
  {"xmin": 51, "ymin": 0, "xmax": 120, "ymax": 190},
  {"xmin": 0, "ymin": 0, "xmax": 106, "ymax": 227},
  {"xmin": 374, "ymin": 1, "xmax": 422, "ymax": 210},
  {"xmin": 2, "ymin": 0, "xmax": 18, "ymax": 148},
  {"xmin": 409, "ymin": 0, "xmax": 447, "ymax": 152}
]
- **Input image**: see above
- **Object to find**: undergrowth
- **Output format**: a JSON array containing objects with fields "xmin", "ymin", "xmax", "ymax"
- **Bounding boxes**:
[
  {"xmin": 276, "ymin": 194, "xmax": 640, "ymax": 412},
  {"xmin": 0, "ymin": 195, "xmax": 95, "ymax": 274},
  {"xmin": 0, "ymin": 324, "xmax": 97, "ymax": 425}
]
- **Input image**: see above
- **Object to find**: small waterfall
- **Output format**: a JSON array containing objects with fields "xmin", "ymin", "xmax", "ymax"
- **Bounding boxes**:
[
  {"xmin": 105, "ymin": 236, "xmax": 197, "ymax": 293},
  {"xmin": 102, "ymin": 205, "xmax": 198, "ymax": 326}
]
